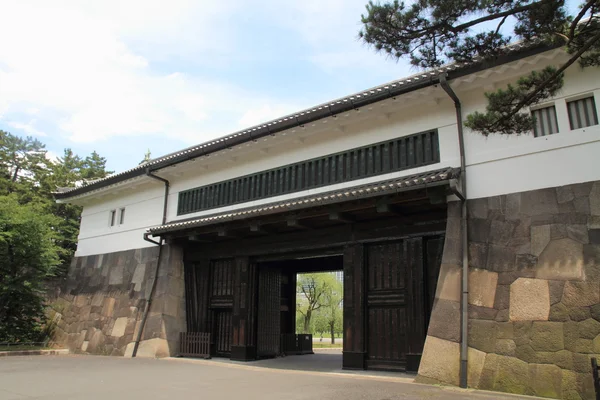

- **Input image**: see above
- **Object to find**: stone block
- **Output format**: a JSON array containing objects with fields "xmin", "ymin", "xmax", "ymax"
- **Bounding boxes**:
[
  {"xmin": 109, "ymin": 265, "xmax": 124, "ymax": 286},
  {"xmin": 591, "ymin": 304, "xmax": 600, "ymax": 322},
  {"xmin": 551, "ymin": 224, "xmax": 568, "ymax": 239},
  {"xmin": 590, "ymin": 229, "xmax": 600, "ymax": 245},
  {"xmin": 536, "ymin": 238, "xmax": 584, "ymax": 281},
  {"xmin": 569, "ymin": 307, "xmax": 591, "ymax": 322},
  {"xmin": 111, "ymin": 317, "xmax": 128, "ymax": 337},
  {"xmin": 132, "ymin": 263, "xmax": 146, "ymax": 292},
  {"xmin": 530, "ymin": 322, "xmax": 564, "ymax": 352},
  {"xmin": 567, "ymin": 225, "xmax": 589, "ymax": 244},
  {"xmin": 468, "ymin": 243, "xmax": 488, "ymax": 270},
  {"xmin": 467, "ymin": 347, "xmax": 487, "ymax": 388},
  {"xmin": 537, "ymin": 350, "xmax": 573, "ymax": 370},
  {"xmin": 468, "ymin": 269, "xmax": 498, "ymax": 308},
  {"xmin": 559, "ymin": 200, "xmax": 576, "ymax": 213},
  {"xmin": 591, "ymin": 182, "xmax": 600, "ymax": 216},
  {"xmin": 574, "ymin": 197, "xmax": 590, "ymax": 215},
  {"xmin": 584, "ymin": 245, "xmax": 600, "ymax": 281},
  {"xmin": 522, "ymin": 188, "xmax": 559, "ymax": 216},
  {"xmin": 468, "ymin": 218, "xmax": 490, "ymax": 244},
  {"xmin": 578, "ymin": 318, "xmax": 600, "ymax": 339},
  {"xmin": 486, "ymin": 245, "xmax": 515, "ymax": 272},
  {"xmin": 489, "ymin": 220, "xmax": 515, "ymax": 245},
  {"xmin": 557, "ymin": 186, "xmax": 575, "ymax": 204},
  {"xmin": 468, "ymin": 305, "xmax": 498, "ymax": 320},
  {"xmin": 515, "ymin": 254, "xmax": 537, "ymax": 270},
  {"xmin": 427, "ymin": 299, "xmax": 461, "ymax": 342},
  {"xmin": 589, "ymin": 216, "xmax": 600, "ymax": 229},
  {"xmin": 102, "ymin": 298, "xmax": 116, "ymax": 317},
  {"xmin": 495, "ymin": 309, "xmax": 509, "ymax": 322},
  {"xmin": 468, "ymin": 198, "xmax": 488, "ymax": 219},
  {"xmin": 528, "ymin": 363, "xmax": 563, "ymax": 398},
  {"xmin": 563, "ymin": 282, "xmax": 600, "ymax": 307},
  {"xmin": 510, "ymin": 278, "xmax": 550, "ymax": 321},
  {"xmin": 497, "ymin": 322, "xmax": 513, "ymax": 339},
  {"xmin": 531, "ymin": 225, "xmax": 551, "ymax": 256},
  {"xmin": 495, "ymin": 339, "xmax": 516, "ymax": 356},
  {"xmin": 593, "ymin": 334, "xmax": 600, "ymax": 353},
  {"xmin": 468, "ymin": 319, "xmax": 497, "ymax": 353},
  {"xmin": 417, "ymin": 336, "xmax": 460, "ymax": 386},
  {"xmin": 515, "ymin": 343, "xmax": 537, "ymax": 363},
  {"xmin": 493, "ymin": 355, "xmax": 530, "ymax": 395},
  {"xmin": 549, "ymin": 303, "xmax": 570, "ymax": 322},
  {"xmin": 136, "ymin": 338, "xmax": 171, "ymax": 358},
  {"xmin": 571, "ymin": 339, "xmax": 593, "ymax": 353},
  {"xmin": 86, "ymin": 329, "xmax": 105, "ymax": 353},
  {"xmin": 91, "ymin": 293, "xmax": 105, "ymax": 307},
  {"xmin": 549, "ymin": 280, "xmax": 566, "ymax": 305},
  {"xmin": 436, "ymin": 264, "xmax": 461, "ymax": 302},
  {"xmin": 572, "ymin": 352, "xmax": 593, "ymax": 373},
  {"xmin": 441, "ymin": 238, "xmax": 462, "ymax": 266},
  {"xmin": 494, "ymin": 285, "xmax": 510, "ymax": 310},
  {"xmin": 81, "ymin": 341, "xmax": 89, "ymax": 352},
  {"xmin": 564, "ymin": 322, "xmax": 580, "ymax": 351}
]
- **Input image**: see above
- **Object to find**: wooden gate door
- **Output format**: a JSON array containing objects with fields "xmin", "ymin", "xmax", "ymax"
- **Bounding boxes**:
[
  {"xmin": 365, "ymin": 238, "xmax": 425, "ymax": 371},
  {"xmin": 214, "ymin": 310, "xmax": 233, "ymax": 356},
  {"xmin": 209, "ymin": 259, "xmax": 234, "ymax": 356},
  {"xmin": 256, "ymin": 265, "xmax": 281, "ymax": 358}
]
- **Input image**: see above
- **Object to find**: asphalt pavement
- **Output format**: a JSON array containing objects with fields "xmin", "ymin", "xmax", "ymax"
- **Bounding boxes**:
[{"xmin": 0, "ymin": 354, "xmax": 537, "ymax": 400}]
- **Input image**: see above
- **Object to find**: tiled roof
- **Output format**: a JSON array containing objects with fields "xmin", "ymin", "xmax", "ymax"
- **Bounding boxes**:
[
  {"xmin": 147, "ymin": 167, "xmax": 460, "ymax": 235},
  {"xmin": 54, "ymin": 40, "xmax": 550, "ymax": 200}
]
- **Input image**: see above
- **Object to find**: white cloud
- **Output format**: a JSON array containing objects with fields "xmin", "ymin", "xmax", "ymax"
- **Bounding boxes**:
[{"xmin": 7, "ymin": 121, "xmax": 46, "ymax": 137}]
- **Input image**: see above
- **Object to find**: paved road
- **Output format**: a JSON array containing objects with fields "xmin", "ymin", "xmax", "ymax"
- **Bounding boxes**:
[{"xmin": 0, "ymin": 355, "xmax": 535, "ymax": 400}]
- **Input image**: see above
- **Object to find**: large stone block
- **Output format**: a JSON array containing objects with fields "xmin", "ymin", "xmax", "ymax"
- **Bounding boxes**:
[
  {"xmin": 468, "ymin": 269, "xmax": 498, "ymax": 308},
  {"xmin": 417, "ymin": 336, "xmax": 460, "ymax": 386},
  {"xmin": 528, "ymin": 364, "xmax": 563, "ymax": 398},
  {"xmin": 563, "ymin": 282, "xmax": 600, "ymax": 308},
  {"xmin": 536, "ymin": 238, "xmax": 584, "ymax": 281},
  {"xmin": 468, "ymin": 243, "xmax": 488, "ymax": 270},
  {"xmin": 489, "ymin": 220, "xmax": 515, "ymax": 245},
  {"xmin": 427, "ymin": 298, "xmax": 461, "ymax": 342},
  {"xmin": 530, "ymin": 322, "xmax": 564, "ymax": 352},
  {"xmin": 578, "ymin": 318, "xmax": 600, "ymax": 339},
  {"xmin": 522, "ymin": 188, "xmax": 559, "ymax": 216},
  {"xmin": 493, "ymin": 355, "xmax": 530, "ymax": 395},
  {"xmin": 111, "ymin": 317, "xmax": 128, "ymax": 337},
  {"xmin": 537, "ymin": 349, "xmax": 573, "ymax": 370},
  {"xmin": 436, "ymin": 264, "xmax": 461, "ymax": 302},
  {"xmin": 557, "ymin": 186, "xmax": 575, "ymax": 204},
  {"xmin": 468, "ymin": 198, "xmax": 488, "ymax": 219},
  {"xmin": 495, "ymin": 339, "xmax": 516, "ymax": 356},
  {"xmin": 591, "ymin": 182, "xmax": 600, "ymax": 216},
  {"xmin": 567, "ymin": 225, "xmax": 589, "ymax": 244},
  {"xmin": 128, "ymin": 338, "xmax": 170, "ymax": 358},
  {"xmin": 109, "ymin": 265, "xmax": 124, "ymax": 285},
  {"xmin": 468, "ymin": 319, "xmax": 497, "ymax": 353},
  {"xmin": 486, "ymin": 245, "xmax": 515, "ymax": 272},
  {"xmin": 531, "ymin": 225, "xmax": 551, "ymax": 256},
  {"xmin": 131, "ymin": 263, "xmax": 146, "ymax": 292},
  {"xmin": 510, "ymin": 278, "xmax": 550, "ymax": 321},
  {"xmin": 549, "ymin": 303, "xmax": 569, "ymax": 322},
  {"xmin": 467, "ymin": 347, "xmax": 487, "ymax": 388},
  {"xmin": 549, "ymin": 280, "xmax": 566, "ymax": 305},
  {"xmin": 494, "ymin": 284, "xmax": 510, "ymax": 310}
]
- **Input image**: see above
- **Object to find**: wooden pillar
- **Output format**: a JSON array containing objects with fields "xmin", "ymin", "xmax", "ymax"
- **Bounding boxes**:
[
  {"xmin": 405, "ymin": 237, "xmax": 425, "ymax": 371},
  {"xmin": 231, "ymin": 256, "xmax": 258, "ymax": 361},
  {"xmin": 342, "ymin": 243, "xmax": 366, "ymax": 370},
  {"xmin": 183, "ymin": 260, "xmax": 210, "ymax": 332}
]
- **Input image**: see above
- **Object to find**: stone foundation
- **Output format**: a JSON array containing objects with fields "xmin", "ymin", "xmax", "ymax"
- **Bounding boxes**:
[
  {"xmin": 418, "ymin": 180, "xmax": 600, "ymax": 400},
  {"xmin": 47, "ymin": 245, "xmax": 185, "ymax": 358}
]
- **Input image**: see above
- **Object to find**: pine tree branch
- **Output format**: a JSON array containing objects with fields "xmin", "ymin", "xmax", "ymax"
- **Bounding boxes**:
[
  {"xmin": 569, "ymin": 0, "xmax": 596, "ymax": 41},
  {"xmin": 490, "ymin": 28, "xmax": 600, "ymax": 130}
]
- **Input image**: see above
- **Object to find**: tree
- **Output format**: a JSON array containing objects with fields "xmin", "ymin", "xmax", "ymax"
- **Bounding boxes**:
[
  {"xmin": 0, "ymin": 130, "xmax": 48, "ymax": 199},
  {"xmin": 359, "ymin": 0, "xmax": 600, "ymax": 135},
  {"xmin": 0, "ymin": 195, "xmax": 62, "ymax": 342},
  {"xmin": 82, "ymin": 151, "xmax": 113, "ymax": 181},
  {"xmin": 296, "ymin": 273, "xmax": 337, "ymax": 333},
  {"xmin": 320, "ymin": 278, "xmax": 343, "ymax": 344}
]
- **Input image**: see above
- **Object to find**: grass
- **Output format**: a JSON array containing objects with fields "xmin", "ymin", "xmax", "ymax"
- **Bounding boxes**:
[{"xmin": 312, "ymin": 342, "xmax": 343, "ymax": 348}]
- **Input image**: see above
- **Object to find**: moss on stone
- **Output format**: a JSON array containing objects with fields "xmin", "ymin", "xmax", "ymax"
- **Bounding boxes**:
[
  {"xmin": 549, "ymin": 303, "xmax": 570, "ymax": 322},
  {"xmin": 496, "ymin": 322, "xmax": 514, "ymax": 339},
  {"xmin": 493, "ymin": 356, "xmax": 529, "ymax": 395},
  {"xmin": 537, "ymin": 350, "xmax": 573, "ymax": 369},
  {"xmin": 530, "ymin": 321, "xmax": 565, "ymax": 352},
  {"xmin": 578, "ymin": 318, "xmax": 600, "ymax": 339}
]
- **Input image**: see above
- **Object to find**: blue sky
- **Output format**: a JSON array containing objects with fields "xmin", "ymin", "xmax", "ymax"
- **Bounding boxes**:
[
  {"xmin": 0, "ymin": 0, "xmax": 415, "ymax": 172},
  {"xmin": 0, "ymin": 1, "xmax": 581, "ymax": 173}
]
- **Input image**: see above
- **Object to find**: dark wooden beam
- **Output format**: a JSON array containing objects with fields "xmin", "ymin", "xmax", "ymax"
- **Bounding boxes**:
[
  {"xmin": 217, "ymin": 228, "xmax": 235, "ymax": 238},
  {"xmin": 287, "ymin": 218, "xmax": 310, "ymax": 230},
  {"xmin": 250, "ymin": 223, "xmax": 270, "ymax": 234},
  {"xmin": 187, "ymin": 235, "xmax": 212, "ymax": 243},
  {"xmin": 329, "ymin": 211, "xmax": 355, "ymax": 223}
]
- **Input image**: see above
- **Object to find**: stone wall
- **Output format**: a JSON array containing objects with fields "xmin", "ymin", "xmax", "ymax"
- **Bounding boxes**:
[
  {"xmin": 418, "ymin": 181, "xmax": 600, "ymax": 400},
  {"xmin": 48, "ymin": 244, "xmax": 186, "ymax": 358}
]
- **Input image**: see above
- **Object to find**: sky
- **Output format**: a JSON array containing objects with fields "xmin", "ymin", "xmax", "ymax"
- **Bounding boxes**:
[{"xmin": 0, "ymin": 0, "xmax": 416, "ymax": 172}]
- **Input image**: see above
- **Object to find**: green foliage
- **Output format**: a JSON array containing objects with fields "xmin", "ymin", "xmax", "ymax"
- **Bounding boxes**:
[
  {"xmin": 296, "ymin": 272, "xmax": 343, "ymax": 341},
  {"xmin": 0, "ymin": 195, "xmax": 61, "ymax": 342},
  {"xmin": 0, "ymin": 130, "xmax": 112, "ymax": 340},
  {"xmin": 359, "ymin": 0, "xmax": 600, "ymax": 135}
]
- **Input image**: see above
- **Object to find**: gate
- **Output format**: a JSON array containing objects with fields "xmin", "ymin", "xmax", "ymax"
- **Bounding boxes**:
[{"xmin": 256, "ymin": 266, "xmax": 281, "ymax": 358}]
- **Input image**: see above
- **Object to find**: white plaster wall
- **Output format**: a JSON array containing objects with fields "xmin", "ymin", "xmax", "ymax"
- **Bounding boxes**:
[
  {"xmin": 461, "ymin": 63, "xmax": 600, "ymax": 199},
  {"xmin": 75, "ymin": 183, "xmax": 164, "ymax": 256},
  {"xmin": 165, "ymin": 100, "xmax": 461, "ymax": 222},
  {"xmin": 71, "ymin": 49, "xmax": 600, "ymax": 256}
]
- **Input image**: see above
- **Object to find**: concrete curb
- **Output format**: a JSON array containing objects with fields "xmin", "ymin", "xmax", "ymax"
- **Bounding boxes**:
[{"xmin": 0, "ymin": 349, "xmax": 70, "ymax": 357}]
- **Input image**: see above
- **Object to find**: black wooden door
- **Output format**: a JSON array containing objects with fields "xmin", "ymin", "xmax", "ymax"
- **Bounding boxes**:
[
  {"xmin": 214, "ymin": 310, "xmax": 233, "ymax": 355},
  {"xmin": 256, "ymin": 265, "xmax": 281, "ymax": 358},
  {"xmin": 365, "ymin": 238, "xmax": 425, "ymax": 371}
]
